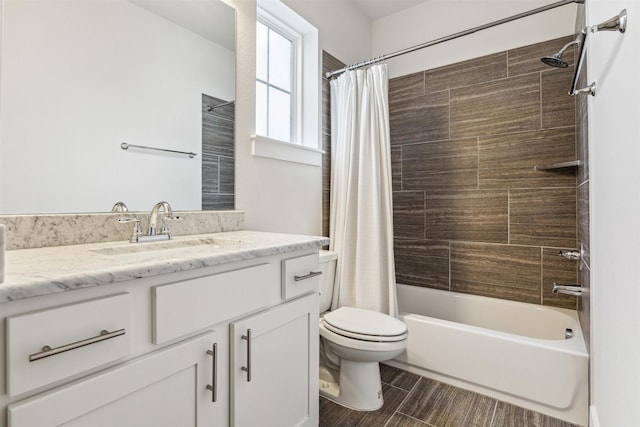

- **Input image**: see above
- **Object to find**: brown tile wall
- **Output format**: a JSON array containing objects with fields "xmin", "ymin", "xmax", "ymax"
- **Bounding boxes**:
[
  {"xmin": 202, "ymin": 94, "xmax": 235, "ymax": 210},
  {"xmin": 391, "ymin": 36, "xmax": 581, "ymax": 308},
  {"xmin": 321, "ymin": 52, "xmax": 346, "ymax": 239},
  {"xmin": 575, "ymin": 7, "xmax": 591, "ymax": 350}
]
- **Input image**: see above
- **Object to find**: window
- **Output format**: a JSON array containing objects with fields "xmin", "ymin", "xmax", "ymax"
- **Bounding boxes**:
[
  {"xmin": 256, "ymin": 13, "xmax": 299, "ymax": 143},
  {"xmin": 252, "ymin": 2, "xmax": 320, "ymax": 166}
]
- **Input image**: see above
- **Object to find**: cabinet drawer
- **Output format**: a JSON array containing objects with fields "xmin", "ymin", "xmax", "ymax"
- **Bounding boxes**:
[
  {"xmin": 8, "ymin": 331, "xmax": 218, "ymax": 427},
  {"xmin": 282, "ymin": 253, "xmax": 320, "ymax": 300},
  {"xmin": 6, "ymin": 293, "xmax": 132, "ymax": 397},
  {"xmin": 153, "ymin": 263, "xmax": 279, "ymax": 344}
]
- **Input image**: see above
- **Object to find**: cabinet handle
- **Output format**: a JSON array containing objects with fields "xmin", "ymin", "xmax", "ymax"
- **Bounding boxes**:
[
  {"xmin": 241, "ymin": 329, "xmax": 252, "ymax": 382},
  {"xmin": 28, "ymin": 329, "xmax": 126, "ymax": 362},
  {"xmin": 293, "ymin": 271, "xmax": 322, "ymax": 281},
  {"xmin": 206, "ymin": 343, "xmax": 218, "ymax": 402}
]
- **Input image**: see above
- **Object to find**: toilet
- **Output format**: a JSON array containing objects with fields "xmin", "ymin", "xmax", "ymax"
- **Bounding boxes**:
[{"xmin": 317, "ymin": 250, "xmax": 408, "ymax": 411}]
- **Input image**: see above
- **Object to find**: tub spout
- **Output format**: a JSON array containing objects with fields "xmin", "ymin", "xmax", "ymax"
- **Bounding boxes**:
[
  {"xmin": 552, "ymin": 283, "xmax": 586, "ymax": 296},
  {"xmin": 558, "ymin": 250, "xmax": 580, "ymax": 260}
]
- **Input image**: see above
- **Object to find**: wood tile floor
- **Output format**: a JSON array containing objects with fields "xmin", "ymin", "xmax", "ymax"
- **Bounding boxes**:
[{"xmin": 319, "ymin": 364, "xmax": 580, "ymax": 427}]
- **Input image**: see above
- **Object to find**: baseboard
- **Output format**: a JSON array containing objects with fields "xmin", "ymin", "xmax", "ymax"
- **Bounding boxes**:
[{"xmin": 589, "ymin": 406, "xmax": 600, "ymax": 427}]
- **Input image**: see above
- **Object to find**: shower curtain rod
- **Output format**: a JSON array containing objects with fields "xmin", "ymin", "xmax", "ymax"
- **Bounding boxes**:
[{"xmin": 325, "ymin": 0, "xmax": 584, "ymax": 79}]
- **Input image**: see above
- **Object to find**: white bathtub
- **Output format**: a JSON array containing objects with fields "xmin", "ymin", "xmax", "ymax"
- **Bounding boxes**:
[{"xmin": 389, "ymin": 284, "xmax": 588, "ymax": 426}]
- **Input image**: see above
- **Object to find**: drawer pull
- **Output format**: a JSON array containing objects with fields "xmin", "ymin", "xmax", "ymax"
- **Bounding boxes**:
[
  {"xmin": 29, "ymin": 329, "xmax": 126, "ymax": 362},
  {"xmin": 206, "ymin": 343, "xmax": 218, "ymax": 402},
  {"xmin": 293, "ymin": 271, "xmax": 322, "ymax": 282},
  {"xmin": 241, "ymin": 329, "xmax": 252, "ymax": 382}
]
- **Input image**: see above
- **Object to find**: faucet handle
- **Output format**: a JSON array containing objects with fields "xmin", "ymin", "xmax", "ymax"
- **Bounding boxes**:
[
  {"xmin": 117, "ymin": 217, "xmax": 142, "ymax": 243},
  {"xmin": 160, "ymin": 216, "xmax": 181, "ymax": 238},
  {"xmin": 111, "ymin": 202, "xmax": 129, "ymax": 212},
  {"xmin": 117, "ymin": 216, "xmax": 140, "ymax": 225}
]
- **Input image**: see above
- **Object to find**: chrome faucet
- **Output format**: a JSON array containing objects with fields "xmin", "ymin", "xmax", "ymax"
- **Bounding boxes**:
[
  {"xmin": 552, "ymin": 282, "xmax": 587, "ymax": 296},
  {"xmin": 116, "ymin": 201, "xmax": 179, "ymax": 243},
  {"xmin": 558, "ymin": 250, "xmax": 581, "ymax": 260},
  {"xmin": 148, "ymin": 201, "xmax": 173, "ymax": 237}
]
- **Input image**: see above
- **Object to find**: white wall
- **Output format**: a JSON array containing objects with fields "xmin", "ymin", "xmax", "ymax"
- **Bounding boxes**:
[
  {"xmin": 227, "ymin": 0, "xmax": 322, "ymax": 235},
  {"xmin": 0, "ymin": 0, "xmax": 234, "ymax": 213},
  {"xmin": 372, "ymin": 0, "xmax": 578, "ymax": 78},
  {"xmin": 282, "ymin": 0, "xmax": 371, "ymax": 65},
  {"xmin": 229, "ymin": 0, "xmax": 371, "ymax": 236},
  {"xmin": 230, "ymin": 0, "xmax": 371, "ymax": 236},
  {"xmin": 586, "ymin": 1, "xmax": 640, "ymax": 425}
]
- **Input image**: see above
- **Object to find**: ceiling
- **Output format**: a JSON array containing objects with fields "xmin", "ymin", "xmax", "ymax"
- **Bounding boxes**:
[
  {"xmin": 128, "ymin": 0, "xmax": 236, "ymax": 50},
  {"xmin": 352, "ymin": 0, "xmax": 431, "ymax": 20}
]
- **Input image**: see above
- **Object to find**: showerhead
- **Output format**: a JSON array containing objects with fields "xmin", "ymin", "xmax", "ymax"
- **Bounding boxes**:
[
  {"xmin": 540, "ymin": 54, "xmax": 569, "ymax": 68},
  {"xmin": 540, "ymin": 33, "xmax": 583, "ymax": 68}
]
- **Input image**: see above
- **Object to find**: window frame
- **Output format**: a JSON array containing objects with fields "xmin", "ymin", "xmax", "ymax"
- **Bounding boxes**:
[{"xmin": 256, "ymin": 9, "xmax": 302, "ymax": 144}]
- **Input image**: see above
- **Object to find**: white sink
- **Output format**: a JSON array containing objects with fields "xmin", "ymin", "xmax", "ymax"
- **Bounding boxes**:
[{"xmin": 92, "ymin": 236, "xmax": 243, "ymax": 256}]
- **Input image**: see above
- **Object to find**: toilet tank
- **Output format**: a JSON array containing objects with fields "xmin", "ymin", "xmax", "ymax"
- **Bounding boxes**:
[{"xmin": 319, "ymin": 250, "xmax": 337, "ymax": 313}]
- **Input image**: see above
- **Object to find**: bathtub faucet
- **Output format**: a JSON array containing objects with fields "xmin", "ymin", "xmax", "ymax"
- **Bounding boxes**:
[
  {"xmin": 558, "ymin": 250, "xmax": 581, "ymax": 260},
  {"xmin": 552, "ymin": 283, "xmax": 587, "ymax": 296}
]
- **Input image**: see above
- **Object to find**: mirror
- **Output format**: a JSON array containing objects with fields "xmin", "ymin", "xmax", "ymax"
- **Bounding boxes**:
[{"xmin": 0, "ymin": 0, "xmax": 236, "ymax": 214}]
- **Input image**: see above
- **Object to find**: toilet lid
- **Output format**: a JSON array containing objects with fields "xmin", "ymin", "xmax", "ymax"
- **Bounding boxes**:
[{"xmin": 323, "ymin": 307, "xmax": 407, "ymax": 340}]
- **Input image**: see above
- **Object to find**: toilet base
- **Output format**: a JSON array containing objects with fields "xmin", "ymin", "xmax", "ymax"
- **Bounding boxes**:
[{"xmin": 319, "ymin": 360, "xmax": 384, "ymax": 411}]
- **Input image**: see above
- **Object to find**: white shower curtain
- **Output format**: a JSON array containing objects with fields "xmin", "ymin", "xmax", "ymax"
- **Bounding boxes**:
[{"xmin": 329, "ymin": 64, "xmax": 397, "ymax": 317}]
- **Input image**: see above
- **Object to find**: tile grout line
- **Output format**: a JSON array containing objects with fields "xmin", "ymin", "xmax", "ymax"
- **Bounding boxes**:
[
  {"xmin": 507, "ymin": 189, "xmax": 511, "ymax": 245},
  {"xmin": 392, "ymin": 412, "xmax": 438, "ymax": 427},
  {"xmin": 448, "ymin": 241, "xmax": 452, "ymax": 291},
  {"xmin": 488, "ymin": 400, "xmax": 499, "ymax": 427},
  {"xmin": 389, "ymin": 376, "xmax": 423, "ymax": 426},
  {"xmin": 540, "ymin": 71, "xmax": 543, "ymax": 130},
  {"xmin": 447, "ymin": 88, "xmax": 451, "ymax": 141},
  {"xmin": 541, "ymin": 247, "xmax": 545, "ymax": 305}
]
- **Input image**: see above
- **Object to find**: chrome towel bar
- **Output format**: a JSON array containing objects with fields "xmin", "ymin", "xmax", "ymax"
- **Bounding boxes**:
[
  {"xmin": 29, "ymin": 328, "xmax": 126, "ymax": 362},
  {"xmin": 570, "ymin": 9, "xmax": 627, "ymax": 97},
  {"xmin": 120, "ymin": 142, "xmax": 197, "ymax": 158}
]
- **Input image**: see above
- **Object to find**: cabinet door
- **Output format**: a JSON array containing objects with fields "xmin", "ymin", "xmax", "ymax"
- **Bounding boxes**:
[
  {"xmin": 8, "ymin": 331, "xmax": 225, "ymax": 427},
  {"xmin": 231, "ymin": 293, "xmax": 319, "ymax": 427}
]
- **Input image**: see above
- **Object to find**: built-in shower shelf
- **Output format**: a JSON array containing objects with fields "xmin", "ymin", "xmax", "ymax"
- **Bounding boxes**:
[{"xmin": 534, "ymin": 160, "xmax": 581, "ymax": 171}]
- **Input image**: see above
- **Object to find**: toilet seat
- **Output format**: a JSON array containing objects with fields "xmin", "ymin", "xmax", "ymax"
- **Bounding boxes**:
[{"xmin": 322, "ymin": 307, "xmax": 408, "ymax": 343}]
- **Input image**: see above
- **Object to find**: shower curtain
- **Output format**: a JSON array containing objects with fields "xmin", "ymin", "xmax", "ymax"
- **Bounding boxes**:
[{"xmin": 329, "ymin": 64, "xmax": 397, "ymax": 317}]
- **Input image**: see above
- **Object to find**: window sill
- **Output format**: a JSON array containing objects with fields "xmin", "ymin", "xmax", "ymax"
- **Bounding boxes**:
[{"xmin": 251, "ymin": 135, "xmax": 322, "ymax": 166}]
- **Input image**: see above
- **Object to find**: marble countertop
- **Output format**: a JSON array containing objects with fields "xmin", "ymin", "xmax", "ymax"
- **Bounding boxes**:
[{"xmin": 1, "ymin": 230, "xmax": 329, "ymax": 303}]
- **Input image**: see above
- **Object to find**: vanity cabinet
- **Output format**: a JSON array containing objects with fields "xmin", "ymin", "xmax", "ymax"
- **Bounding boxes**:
[
  {"xmin": 231, "ymin": 293, "xmax": 318, "ymax": 427},
  {"xmin": 0, "ymin": 248, "xmax": 320, "ymax": 427},
  {"xmin": 8, "ymin": 331, "xmax": 221, "ymax": 427}
]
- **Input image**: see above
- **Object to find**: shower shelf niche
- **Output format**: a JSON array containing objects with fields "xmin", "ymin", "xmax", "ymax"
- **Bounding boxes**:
[{"xmin": 534, "ymin": 160, "xmax": 581, "ymax": 171}]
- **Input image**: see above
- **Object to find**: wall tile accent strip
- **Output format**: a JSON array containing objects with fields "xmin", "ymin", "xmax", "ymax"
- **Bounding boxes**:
[
  {"xmin": 202, "ymin": 94, "xmax": 235, "ymax": 210},
  {"xmin": 390, "ymin": 35, "xmax": 579, "ymax": 308}
]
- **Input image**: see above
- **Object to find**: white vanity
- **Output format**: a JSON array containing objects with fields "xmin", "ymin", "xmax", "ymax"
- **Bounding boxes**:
[{"xmin": 0, "ymin": 229, "xmax": 327, "ymax": 427}]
